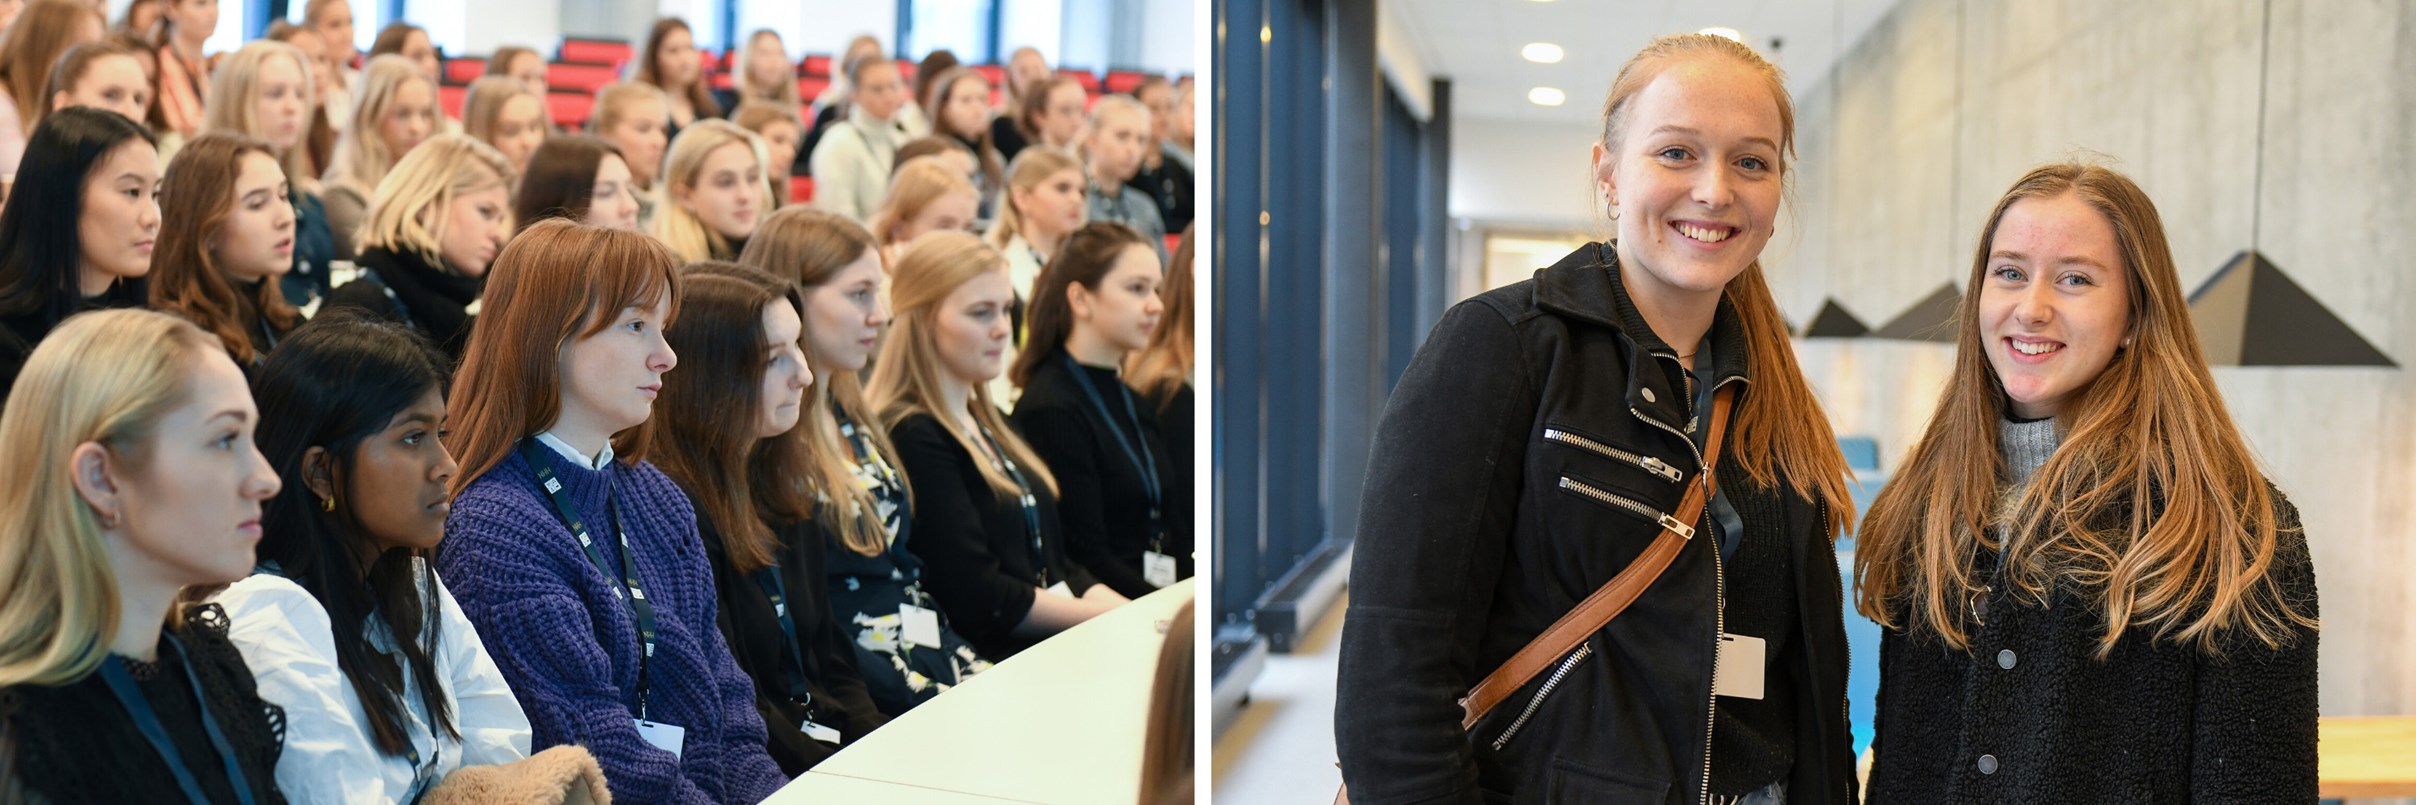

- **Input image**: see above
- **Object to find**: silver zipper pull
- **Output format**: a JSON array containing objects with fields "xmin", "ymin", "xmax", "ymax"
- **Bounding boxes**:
[{"xmin": 1658, "ymin": 514, "xmax": 1694, "ymax": 540}]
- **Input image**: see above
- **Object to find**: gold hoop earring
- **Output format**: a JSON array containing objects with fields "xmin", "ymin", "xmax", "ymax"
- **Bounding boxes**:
[{"xmin": 322, "ymin": 495, "xmax": 336, "ymax": 512}]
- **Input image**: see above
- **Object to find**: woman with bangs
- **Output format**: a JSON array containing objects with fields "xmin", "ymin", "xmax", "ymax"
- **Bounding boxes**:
[
  {"xmin": 869, "ymin": 231, "xmax": 1122, "ymax": 660},
  {"xmin": 437, "ymin": 219, "xmax": 788, "ymax": 803},
  {"xmin": 653, "ymin": 120, "xmax": 771, "ymax": 263},
  {"xmin": 1335, "ymin": 34, "xmax": 1858, "ymax": 803},
  {"xmin": 1856, "ymin": 164, "xmax": 2318, "ymax": 802},
  {"xmin": 738, "ymin": 207, "xmax": 991, "ymax": 715},
  {"xmin": 322, "ymin": 133, "xmax": 514, "ymax": 361},
  {"xmin": 647, "ymin": 261, "xmax": 888, "ymax": 775},
  {"xmin": 147, "ymin": 133, "xmax": 301, "ymax": 373},
  {"xmin": 203, "ymin": 40, "xmax": 340, "ymax": 308}
]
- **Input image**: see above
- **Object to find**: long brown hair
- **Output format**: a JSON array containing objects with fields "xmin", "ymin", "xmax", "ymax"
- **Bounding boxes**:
[
  {"xmin": 647, "ymin": 262, "xmax": 812, "ymax": 574},
  {"xmin": 927, "ymin": 67, "xmax": 1005, "ymax": 192},
  {"xmin": 445, "ymin": 219, "xmax": 681, "ymax": 494},
  {"xmin": 1595, "ymin": 33, "xmax": 1853, "ymax": 536},
  {"xmin": 1016, "ymin": 75, "xmax": 1079, "ymax": 143},
  {"xmin": 1126, "ymin": 223, "xmax": 1193, "ymax": 412},
  {"xmin": 737, "ymin": 207, "xmax": 901, "ymax": 556},
  {"xmin": 149, "ymin": 133, "xmax": 302, "ymax": 366},
  {"xmin": 867, "ymin": 231, "xmax": 1058, "ymax": 500},
  {"xmin": 1008, "ymin": 221, "xmax": 1147, "ymax": 388},
  {"xmin": 514, "ymin": 135, "xmax": 620, "ymax": 232},
  {"xmin": 1854, "ymin": 163, "xmax": 2316, "ymax": 657},
  {"xmin": 637, "ymin": 17, "xmax": 720, "ymax": 120},
  {"xmin": 0, "ymin": 0, "xmax": 105, "ymax": 134}
]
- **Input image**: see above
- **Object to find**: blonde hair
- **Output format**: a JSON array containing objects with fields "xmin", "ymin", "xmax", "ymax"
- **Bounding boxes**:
[
  {"xmin": 868, "ymin": 155, "xmax": 978, "ymax": 247},
  {"xmin": 986, "ymin": 146, "xmax": 1082, "ymax": 251},
  {"xmin": 1079, "ymin": 94, "xmax": 1148, "ymax": 166},
  {"xmin": 653, "ymin": 119, "xmax": 773, "ymax": 263},
  {"xmin": 0, "ymin": 309, "xmax": 219, "ymax": 687},
  {"xmin": 462, "ymin": 76, "xmax": 543, "ymax": 147},
  {"xmin": 868, "ymin": 230, "xmax": 1057, "ymax": 500},
  {"xmin": 1593, "ymin": 33, "xmax": 1852, "ymax": 535},
  {"xmin": 586, "ymin": 81, "xmax": 668, "ymax": 188},
  {"xmin": 204, "ymin": 39, "xmax": 319, "ymax": 194},
  {"xmin": 1856, "ymin": 162, "xmax": 2319, "ymax": 658},
  {"xmin": 359, "ymin": 133, "xmax": 515, "ymax": 265},
  {"xmin": 326, "ymin": 54, "xmax": 433, "ymax": 198},
  {"xmin": 733, "ymin": 29, "xmax": 800, "ymax": 106}
]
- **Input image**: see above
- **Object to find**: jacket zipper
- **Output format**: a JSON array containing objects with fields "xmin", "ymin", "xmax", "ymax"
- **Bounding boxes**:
[
  {"xmin": 1490, "ymin": 642, "xmax": 1594, "ymax": 750},
  {"xmin": 1544, "ymin": 428, "xmax": 1686, "ymax": 483},
  {"xmin": 1557, "ymin": 477, "xmax": 1694, "ymax": 536},
  {"xmin": 1631, "ymin": 367, "xmax": 1743, "ymax": 805}
]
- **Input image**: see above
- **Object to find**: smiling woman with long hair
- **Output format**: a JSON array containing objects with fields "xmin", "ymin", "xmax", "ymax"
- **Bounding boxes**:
[{"xmin": 1855, "ymin": 163, "xmax": 2319, "ymax": 802}]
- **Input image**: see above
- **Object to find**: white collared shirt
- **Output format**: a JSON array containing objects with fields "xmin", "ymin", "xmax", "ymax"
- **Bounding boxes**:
[{"xmin": 536, "ymin": 431, "xmax": 614, "ymax": 470}]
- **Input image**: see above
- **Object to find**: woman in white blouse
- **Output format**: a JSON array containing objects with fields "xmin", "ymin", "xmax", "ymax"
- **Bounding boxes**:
[{"xmin": 210, "ymin": 311, "xmax": 587, "ymax": 802}]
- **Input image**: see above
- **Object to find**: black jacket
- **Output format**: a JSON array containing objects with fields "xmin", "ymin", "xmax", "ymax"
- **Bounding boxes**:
[
  {"xmin": 323, "ymin": 245, "xmax": 481, "ymax": 363},
  {"xmin": 1865, "ymin": 496, "xmax": 2319, "ymax": 803},
  {"xmin": 1009, "ymin": 352, "xmax": 1193, "ymax": 599},
  {"xmin": 0, "ymin": 280, "xmax": 146, "ymax": 403},
  {"xmin": 891, "ymin": 412, "xmax": 1102, "ymax": 658},
  {"xmin": 1334, "ymin": 243, "xmax": 1856, "ymax": 804},
  {"xmin": 696, "ymin": 510, "xmax": 890, "ymax": 777}
]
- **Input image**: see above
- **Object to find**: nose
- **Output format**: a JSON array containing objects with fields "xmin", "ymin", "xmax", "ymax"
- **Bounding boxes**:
[
  {"xmin": 245, "ymin": 444, "xmax": 282, "ymax": 500},
  {"xmin": 431, "ymin": 441, "xmax": 460, "ymax": 484},
  {"xmin": 870, "ymin": 294, "xmax": 891, "ymax": 328},
  {"xmin": 1692, "ymin": 164, "xmax": 1734, "ymax": 210},
  {"xmin": 2014, "ymin": 276, "xmax": 2056, "ymax": 326},
  {"xmin": 140, "ymin": 197, "xmax": 161, "ymax": 231},
  {"xmin": 652, "ymin": 336, "xmax": 678, "ymax": 373},
  {"xmin": 1144, "ymin": 293, "xmax": 1164, "ymax": 317}
]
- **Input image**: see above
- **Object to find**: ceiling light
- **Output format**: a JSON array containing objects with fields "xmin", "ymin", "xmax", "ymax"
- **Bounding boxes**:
[
  {"xmin": 1528, "ymin": 87, "xmax": 1566, "ymax": 107},
  {"xmin": 1700, "ymin": 27, "xmax": 1742, "ymax": 42},
  {"xmin": 1522, "ymin": 42, "xmax": 1564, "ymax": 63}
]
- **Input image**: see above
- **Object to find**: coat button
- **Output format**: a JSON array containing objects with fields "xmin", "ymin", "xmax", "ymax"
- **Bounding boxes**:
[
  {"xmin": 1977, "ymin": 754, "xmax": 1999, "ymax": 774},
  {"xmin": 1641, "ymin": 387, "xmax": 1657, "ymax": 403},
  {"xmin": 1997, "ymin": 649, "xmax": 2016, "ymax": 669}
]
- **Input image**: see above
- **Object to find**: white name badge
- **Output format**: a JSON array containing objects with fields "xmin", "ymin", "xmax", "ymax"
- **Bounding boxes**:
[
  {"xmin": 899, "ymin": 604, "xmax": 944, "ymax": 649},
  {"xmin": 635, "ymin": 718, "xmax": 686, "ymax": 758},
  {"xmin": 1143, "ymin": 551, "xmax": 1179, "ymax": 588},
  {"xmin": 1714, "ymin": 633, "xmax": 1766, "ymax": 700},
  {"xmin": 801, "ymin": 719, "xmax": 843, "ymax": 745},
  {"xmin": 1045, "ymin": 581, "xmax": 1074, "ymax": 598}
]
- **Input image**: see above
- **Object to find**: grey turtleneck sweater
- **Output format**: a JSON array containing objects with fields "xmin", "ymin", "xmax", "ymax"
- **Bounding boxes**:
[{"xmin": 1999, "ymin": 415, "xmax": 2062, "ymax": 487}]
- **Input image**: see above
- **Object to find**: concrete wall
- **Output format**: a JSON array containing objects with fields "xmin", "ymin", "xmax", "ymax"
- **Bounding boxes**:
[{"xmin": 1773, "ymin": 0, "xmax": 2416, "ymax": 736}]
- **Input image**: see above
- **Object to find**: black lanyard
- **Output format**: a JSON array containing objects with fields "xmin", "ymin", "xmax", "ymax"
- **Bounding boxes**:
[
  {"xmin": 1062, "ymin": 355, "xmax": 1164, "ymax": 550},
  {"xmin": 834, "ymin": 407, "xmax": 915, "ymax": 557},
  {"xmin": 974, "ymin": 421, "xmax": 1051, "ymax": 588},
  {"xmin": 518, "ymin": 440, "xmax": 661, "ymax": 719},
  {"xmin": 99, "ymin": 634, "xmax": 257, "ymax": 805},
  {"xmin": 751, "ymin": 566, "xmax": 815, "ymax": 708}
]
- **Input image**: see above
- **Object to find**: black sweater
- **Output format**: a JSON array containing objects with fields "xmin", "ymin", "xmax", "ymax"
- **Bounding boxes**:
[
  {"xmin": 0, "ymin": 281, "xmax": 147, "ymax": 404},
  {"xmin": 1866, "ymin": 495, "xmax": 2320, "ymax": 803},
  {"xmin": 1009, "ymin": 352, "xmax": 1192, "ymax": 599},
  {"xmin": 323, "ymin": 246, "xmax": 481, "ymax": 363},
  {"xmin": 0, "ymin": 604, "xmax": 287, "ymax": 804},
  {"xmin": 890, "ymin": 412, "xmax": 1102, "ymax": 659},
  {"xmin": 696, "ymin": 510, "xmax": 889, "ymax": 776}
]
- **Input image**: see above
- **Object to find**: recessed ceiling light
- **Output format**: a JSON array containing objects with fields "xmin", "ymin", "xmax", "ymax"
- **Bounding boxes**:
[
  {"xmin": 1522, "ymin": 42, "xmax": 1564, "ymax": 64},
  {"xmin": 1700, "ymin": 27, "xmax": 1742, "ymax": 42},
  {"xmin": 1528, "ymin": 87, "xmax": 1566, "ymax": 107}
]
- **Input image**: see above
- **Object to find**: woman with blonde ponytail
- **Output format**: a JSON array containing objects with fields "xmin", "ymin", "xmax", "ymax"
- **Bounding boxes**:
[
  {"xmin": 1335, "ymin": 33, "xmax": 1857, "ymax": 804},
  {"xmin": 1855, "ymin": 163, "xmax": 2318, "ymax": 802}
]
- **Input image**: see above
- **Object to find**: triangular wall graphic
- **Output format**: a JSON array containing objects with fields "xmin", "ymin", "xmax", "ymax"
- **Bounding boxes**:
[
  {"xmin": 1872, "ymin": 283, "xmax": 1962, "ymax": 343},
  {"xmin": 2187, "ymin": 250, "xmax": 2395, "ymax": 367},
  {"xmin": 1801, "ymin": 299, "xmax": 1871, "ymax": 338}
]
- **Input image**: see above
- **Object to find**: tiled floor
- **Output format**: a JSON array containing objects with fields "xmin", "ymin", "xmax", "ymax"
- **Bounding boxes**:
[{"xmin": 1210, "ymin": 592, "xmax": 1348, "ymax": 803}]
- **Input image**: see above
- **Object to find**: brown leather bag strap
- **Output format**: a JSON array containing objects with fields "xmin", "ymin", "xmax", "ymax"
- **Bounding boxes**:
[{"xmin": 1458, "ymin": 384, "xmax": 1736, "ymax": 730}]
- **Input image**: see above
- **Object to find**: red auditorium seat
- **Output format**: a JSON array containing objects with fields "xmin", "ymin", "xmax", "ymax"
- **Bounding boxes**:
[
  {"xmin": 971, "ymin": 64, "xmax": 1005, "ymax": 85},
  {"xmin": 549, "ymin": 63, "xmax": 620, "ymax": 94},
  {"xmin": 1105, "ymin": 70, "xmax": 1148, "ymax": 94},
  {"xmin": 1058, "ymin": 68, "xmax": 1099, "ymax": 92},
  {"xmin": 789, "ymin": 176, "xmax": 813, "ymax": 205},
  {"xmin": 438, "ymin": 84, "xmax": 467, "ymax": 118},
  {"xmin": 797, "ymin": 75, "xmax": 830, "ymax": 101},
  {"xmin": 896, "ymin": 58, "xmax": 917, "ymax": 82},
  {"xmin": 560, "ymin": 38, "xmax": 631, "ymax": 67},
  {"xmin": 444, "ymin": 58, "xmax": 485, "ymax": 85},
  {"xmin": 802, "ymin": 54, "xmax": 832, "ymax": 77},
  {"xmin": 546, "ymin": 91, "xmax": 594, "ymax": 129}
]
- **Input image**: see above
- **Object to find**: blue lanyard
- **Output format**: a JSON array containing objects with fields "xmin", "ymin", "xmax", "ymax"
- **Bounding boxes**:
[
  {"xmin": 99, "ymin": 634, "xmax": 257, "ymax": 805},
  {"xmin": 517, "ymin": 440, "xmax": 661, "ymax": 719},
  {"xmin": 975, "ymin": 421, "xmax": 1051, "ymax": 588},
  {"xmin": 1062, "ymin": 355, "xmax": 1164, "ymax": 548},
  {"xmin": 751, "ymin": 566, "xmax": 815, "ymax": 708}
]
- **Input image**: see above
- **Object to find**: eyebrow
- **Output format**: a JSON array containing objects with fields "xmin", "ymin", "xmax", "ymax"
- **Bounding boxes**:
[
  {"xmin": 1990, "ymin": 249, "xmax": 2111, "ymax": 270},
  {"xmin": 207, "ymin": 410, "xmax": 251, "ymax": 425},
  {"xmin": 1646, "ymin": 125, "xmax": 1779, "ymax": 152}
]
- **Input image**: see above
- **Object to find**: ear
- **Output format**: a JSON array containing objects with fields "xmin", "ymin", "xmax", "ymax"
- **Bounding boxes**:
[
  {"xmin": 1066, "ymin": 281, "xmax": 1095, "ymax": 322},
  {"xmin": 49, "ymin": 91, "xmax": 69, "ymax": 113},
  {"xmin": 68, "ymin": 442, "xmax": 124, "ymax": 526},
  {"xmin": 300, "ymin": 445, "xmax": 336, "ymax": 504},
  {"xmin": 1590, "ymin": 142, "xmax": 1616, "ymax": 210}
]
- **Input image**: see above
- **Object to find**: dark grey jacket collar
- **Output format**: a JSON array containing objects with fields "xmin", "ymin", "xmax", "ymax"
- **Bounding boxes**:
[{"xmin": 1533, "ymin": 241, "xmax": 1752, "ymax": 428}]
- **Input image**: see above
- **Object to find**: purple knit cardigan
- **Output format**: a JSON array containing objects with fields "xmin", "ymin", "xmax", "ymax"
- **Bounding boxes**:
[{"xmin": 438, "ymin": 448, "xmax": 790, "ymax": 804}]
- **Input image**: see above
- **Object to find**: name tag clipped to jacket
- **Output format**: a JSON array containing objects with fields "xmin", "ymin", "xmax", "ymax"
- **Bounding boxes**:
[
  {"xmin": 1714, "ymin": 633, "xmax": 1765, "ymax": 700},
  {"xmin": 1046, "ymin": 580, "xmax": 1073, "ymax": 598},
  {"xmin": 1143, "ymin": 551, "xmax": 1178, "ymax": 588},
  {"xmin": 635, "ymin": 718, "xmax": 686, "ymax": 758},
  {"xmin": 899, "ymin": 604, "xmax": 943, "ymax": 649},
  {"xmin": 801, "ymin": 719, "xmax": 842, "ymax": 745}
]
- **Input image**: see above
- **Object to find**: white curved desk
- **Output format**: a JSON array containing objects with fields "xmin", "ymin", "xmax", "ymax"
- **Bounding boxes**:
[{"xmin": 766, "ymin": 579, "xmax": 1195, "ymax": 804}]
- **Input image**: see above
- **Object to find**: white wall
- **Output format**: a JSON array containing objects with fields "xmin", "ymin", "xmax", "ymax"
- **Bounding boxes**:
[{"xmin": 1445, "ymin": 116, "xmax": 1600, "ymax": 231}]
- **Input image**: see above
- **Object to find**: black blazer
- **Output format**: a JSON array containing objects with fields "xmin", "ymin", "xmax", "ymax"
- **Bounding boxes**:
[
  {"xmin": 890, "ymin": 412, "xmax": 1101, "ymax": 659},
  {"xmin": 696, "ymin": 510, "xmax": 890, "ymax": 776},
  {"xmin": 1009, "ymin": 352, "xmax": 1193, "ymax": 599}
]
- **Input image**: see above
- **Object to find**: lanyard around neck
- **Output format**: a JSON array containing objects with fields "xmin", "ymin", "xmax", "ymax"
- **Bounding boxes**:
[
  {"xmin": 1062, "ymin": 354, "xmax": 1163, "ymax": 536},
  {"xmin": 974, "ymin": 420, "xmax": 1051, "ymax": 588},
  {"xmin": 752, "ymin": 565, "xmax": 815, "ymax": 707},
  {"xmin": 99, "ymin": 634, "xmax": 258, "ymax": 805},
  {"xmin": 517, "ymin": 439, "xmax": 661, "ymax": 719}
]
